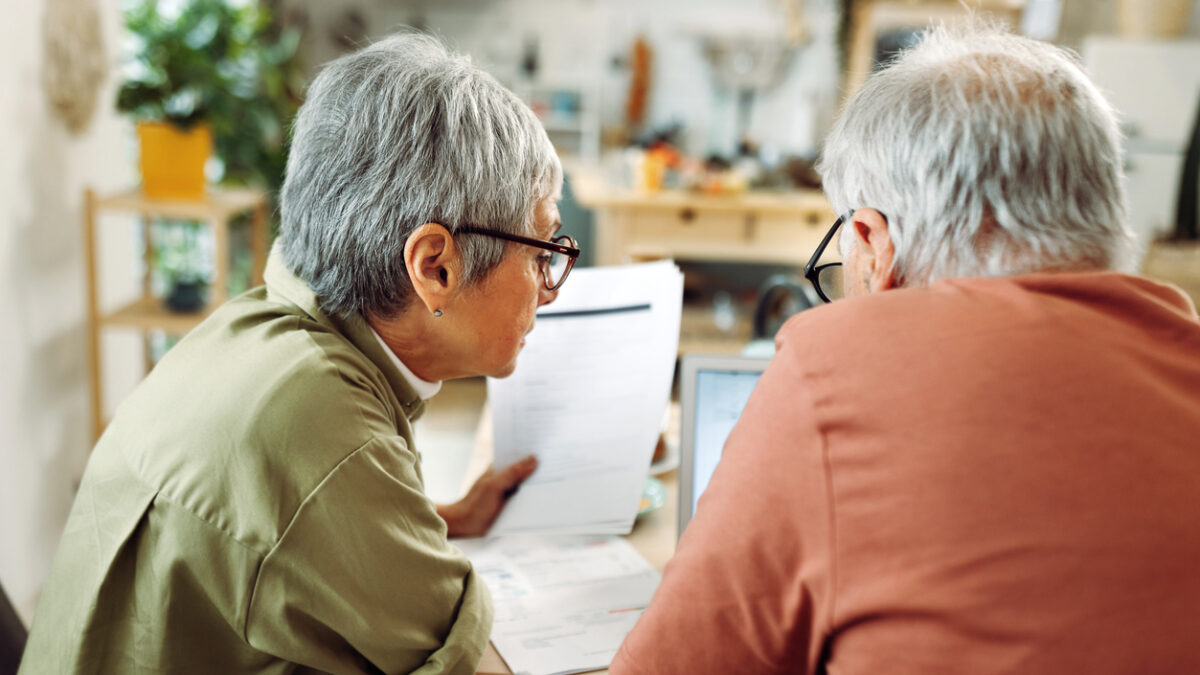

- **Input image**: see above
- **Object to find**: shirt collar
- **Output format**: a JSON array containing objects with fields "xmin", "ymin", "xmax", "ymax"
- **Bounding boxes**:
[
  {"xmin": 264, "ymin": 243, "xmax": 428, "ymax": 419},
  {"xmin": 369, "ymin": 328, "xmax": 444, "ymax": 400}
]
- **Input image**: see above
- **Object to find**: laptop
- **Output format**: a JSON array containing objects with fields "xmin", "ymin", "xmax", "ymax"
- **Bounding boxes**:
[{"xmin": 677, "ymin": 354, "xmax": 771, "ymax": 538}]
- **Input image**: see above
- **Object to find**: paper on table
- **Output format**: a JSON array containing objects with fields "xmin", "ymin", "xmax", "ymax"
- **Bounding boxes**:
[
  {"xmin": 455, "ymin": 535, "xmax": 660, "ymax": 675},
  {"xmin": 487, "ymin": 261, "xmax": 683, "ymax": 536}
]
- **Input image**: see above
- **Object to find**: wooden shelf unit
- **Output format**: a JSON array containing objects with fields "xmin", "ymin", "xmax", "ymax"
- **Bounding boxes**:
[{"xmin": 83, "ymin": 187, "xmax": 269, "ymax": 442}]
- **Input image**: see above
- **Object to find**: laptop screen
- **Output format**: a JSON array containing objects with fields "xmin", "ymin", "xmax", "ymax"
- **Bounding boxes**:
[
  {"xmin": 690, "ymin": 369, "xmax": 763, "ymax": 514},
  {"xmin": 678, "ymin": 355, "xmax": 769, "ymax": 537}
]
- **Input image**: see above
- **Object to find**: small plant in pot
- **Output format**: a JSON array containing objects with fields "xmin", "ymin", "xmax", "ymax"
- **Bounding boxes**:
[
  {"xmin": 158, "ymin": 221, "xmax": 209, "ymax": 313},
  {"xmin": 116, "ymin": 0, "xmax": 302, "ymax": 200},
  {"xmin": 164, "ymin": 270, "xmax": 209, "ymax": 313}
]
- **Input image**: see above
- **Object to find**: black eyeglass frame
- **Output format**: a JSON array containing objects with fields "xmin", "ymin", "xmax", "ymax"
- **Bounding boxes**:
[
  {"xmin": 802, "ymin": 210, "xmax": 890, "ymax": 303},
  {"xmin": 802, "ymin": 212, "xmax": 849, "ymax": 304},
  {"xmin": 455, "ymin": 225, "xmax": 581, "ymax": 291}
]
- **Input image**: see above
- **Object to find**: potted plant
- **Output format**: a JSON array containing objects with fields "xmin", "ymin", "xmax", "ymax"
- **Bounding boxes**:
[
  {"xmin": 157, "ymin": 220, "xmax": 209, "ymax": 313},
  {"xmin": 116, "ymin": 0, "xmax": 302, "ymax": 200}
]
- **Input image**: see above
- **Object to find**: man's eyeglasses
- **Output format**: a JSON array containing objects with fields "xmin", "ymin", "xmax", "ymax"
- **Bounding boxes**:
[
  {"xmin": 802, "ymin": 210, "xmax": 891, "ymax": 303},
  {"xmin": 803, "ymin": 212, "xmax": 849, "ymax": 303},
  {"xmin": 456, "ymin": 226, "xmax": 581, "ymax": 291}
]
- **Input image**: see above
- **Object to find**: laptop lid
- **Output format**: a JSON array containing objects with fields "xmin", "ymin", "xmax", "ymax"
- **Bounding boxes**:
[{"xmin": 677, "ymin": 354, "xmax": 770, "ymax": 539}]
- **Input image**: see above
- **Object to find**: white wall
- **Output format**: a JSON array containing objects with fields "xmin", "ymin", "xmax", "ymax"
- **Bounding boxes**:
[
  {"xmin": 292, "ymin": 0, "xmax": 843, "ymax": 160},
  {"xmin": 0, "ymin": 0, "xmax": 137, "ymax": 622},
  {"xmin": 290, "ymin": 0, "xmax": 1200, "ymax": 162}
]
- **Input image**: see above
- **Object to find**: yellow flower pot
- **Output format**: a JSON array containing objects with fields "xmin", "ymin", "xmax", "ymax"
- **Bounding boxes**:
[{"xmin": 137, "ymin": 121, "xmax": 212, "ymax": 200}]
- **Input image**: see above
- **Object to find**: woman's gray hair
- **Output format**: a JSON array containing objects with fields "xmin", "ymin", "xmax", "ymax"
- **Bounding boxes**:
[
  {"xmin": 279, "ymin": 31, "xmax": 562, "ymax": 320},
  {"xmin": 819, "ymin": 23, "xmax": 1134, "ymax": 285}
]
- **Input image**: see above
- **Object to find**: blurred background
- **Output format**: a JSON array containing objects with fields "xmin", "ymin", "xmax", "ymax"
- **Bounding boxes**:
[{"xmin": 2, "ymin": 0, "xmax": 1200, "ymax": 624}]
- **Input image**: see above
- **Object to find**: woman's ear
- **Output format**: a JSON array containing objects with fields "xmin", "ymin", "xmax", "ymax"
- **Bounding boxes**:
[{"xmin": 404, "ymin": 223, "xmax": 461, "ymax": 315}]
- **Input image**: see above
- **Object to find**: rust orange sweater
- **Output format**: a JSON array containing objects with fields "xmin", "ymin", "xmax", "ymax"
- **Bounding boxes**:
[{"xmin": 614, "ymin": 273, "xmax": 1200, "ymax": 675}]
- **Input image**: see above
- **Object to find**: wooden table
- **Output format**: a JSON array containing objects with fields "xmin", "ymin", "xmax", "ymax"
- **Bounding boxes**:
[{"xmin": 467, "ymin": 406, "xmax": 681, "ymax": 675}]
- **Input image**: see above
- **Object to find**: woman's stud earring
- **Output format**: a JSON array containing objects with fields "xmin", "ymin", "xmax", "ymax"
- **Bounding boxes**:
[{"xmin": 433, "ymin": 309, "xmax": 443, "ymax": 318}]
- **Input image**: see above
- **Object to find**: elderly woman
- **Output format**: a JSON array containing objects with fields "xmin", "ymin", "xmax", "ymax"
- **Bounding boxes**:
[{"xmin": 20, "ymin": 33, "xmax": 575, "ymax": 674}]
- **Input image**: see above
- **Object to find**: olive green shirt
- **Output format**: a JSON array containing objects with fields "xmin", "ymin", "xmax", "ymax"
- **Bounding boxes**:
[{"xmin": 19, "ymin": 251, "xmax": 493, "ymax": 674}]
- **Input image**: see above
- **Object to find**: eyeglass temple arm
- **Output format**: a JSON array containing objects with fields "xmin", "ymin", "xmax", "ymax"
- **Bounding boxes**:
[
  {"xmin": 803, "ymin": 214, "xmax": 847, "ymax": 281},
  {"xmin": 456, "ymin": 226, "xmax": 581, "ymax": 258}
]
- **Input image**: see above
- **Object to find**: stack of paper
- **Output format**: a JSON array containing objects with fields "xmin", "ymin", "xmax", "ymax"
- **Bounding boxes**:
[
  {"xmin": 455, "ymin": 535, "xmax": 660, "ymax": 675},
  {"xmin": 487, "ymin": 260, "xmax": 684, "ymax": 536}
]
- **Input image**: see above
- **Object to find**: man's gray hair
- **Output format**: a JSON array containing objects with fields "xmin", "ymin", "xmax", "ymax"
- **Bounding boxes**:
[
  {"xmin": 819, "ymin": 23, "xmax": 1134, "ymax": 285},
  {"xmin": 279, "ymin": 31, "xmax": 562, "ymax": 320}
]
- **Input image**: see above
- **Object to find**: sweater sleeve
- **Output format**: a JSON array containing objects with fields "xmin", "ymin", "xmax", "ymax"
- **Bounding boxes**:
[
  {"xmin": 611, "ymin": 329, "xmax": 836, "ymax": 674},
  {"xmin": 244, "ymin": 434, "xmax": 493, "ymax": 675}
]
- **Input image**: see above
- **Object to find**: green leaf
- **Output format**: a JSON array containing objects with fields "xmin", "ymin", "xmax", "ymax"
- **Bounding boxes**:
[{"xmin": 117, "ymin": 0, "xmax": 303, "ymax": 199}]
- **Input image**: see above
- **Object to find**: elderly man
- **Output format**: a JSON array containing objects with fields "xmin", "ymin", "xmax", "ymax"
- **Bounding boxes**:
[
  {"xmin": 21, "ymin": 33, "xmax": 576, "ymax": 674},
  {"xmin": 612, "ymin": 24, "xmax": 1200, "ymax": 675}
]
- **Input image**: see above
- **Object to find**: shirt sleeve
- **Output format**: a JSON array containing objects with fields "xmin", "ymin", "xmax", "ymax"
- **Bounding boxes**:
[
  {"xmin": 244, "ymin": 434, "xmax": 493, "ymax": 675},
  {"xmin": 611, "ymin": 333, "xmax": 836, "ymax": 675}
]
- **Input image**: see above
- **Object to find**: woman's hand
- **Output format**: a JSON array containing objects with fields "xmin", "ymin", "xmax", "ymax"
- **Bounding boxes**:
[{"xmin": 436, "ymin": 456, "xmax": 538, "ymax": 538}]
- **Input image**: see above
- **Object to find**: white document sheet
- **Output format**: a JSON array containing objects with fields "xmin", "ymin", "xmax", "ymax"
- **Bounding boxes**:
[
  {"xmin": 455, "ymin": 535, "xmax": 661, "ymax": 675},
  {"xmin": 487, "ymin": 261, "xmax": 683, "ymax": 536}
]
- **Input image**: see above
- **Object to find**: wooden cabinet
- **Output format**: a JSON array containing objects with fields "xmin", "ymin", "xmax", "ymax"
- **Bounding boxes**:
[
  {"xmin": 582, "ymin": 188, "xmax": 834, "ymax": 266},
  {"xmin": 83, "ymin": 187, "xmax": 268, "ymax": 441},
  {"xmin": 573, "ymin": 182, "xmax": 836, "ymax": 354}
]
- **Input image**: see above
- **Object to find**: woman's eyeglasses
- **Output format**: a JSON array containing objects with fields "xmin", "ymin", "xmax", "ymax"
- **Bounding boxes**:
[{"xmin": 456, "ymin": 226, "xmax": 581, "ymax": 291}]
